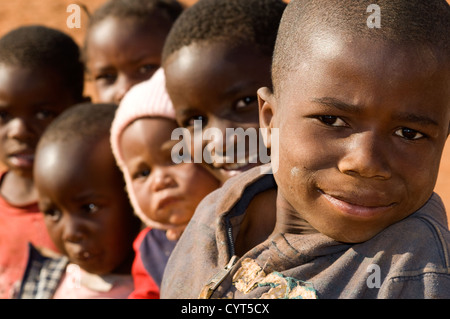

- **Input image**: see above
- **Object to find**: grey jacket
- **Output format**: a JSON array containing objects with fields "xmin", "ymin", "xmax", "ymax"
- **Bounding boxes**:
[{"xmin": 161, "ymin": 165, "xmax": 450, "ymax": 299}]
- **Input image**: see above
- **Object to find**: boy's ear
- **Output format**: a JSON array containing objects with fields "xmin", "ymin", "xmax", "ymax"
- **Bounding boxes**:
[{"xmin": 257, "ymin": 86, "xmax": 276, "ymax": 149}]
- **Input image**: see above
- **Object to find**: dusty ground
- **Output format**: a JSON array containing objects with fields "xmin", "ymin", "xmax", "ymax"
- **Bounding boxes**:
[{"xmin": 0, "ymin": 0, "xmax": 449, "ymax": 225}]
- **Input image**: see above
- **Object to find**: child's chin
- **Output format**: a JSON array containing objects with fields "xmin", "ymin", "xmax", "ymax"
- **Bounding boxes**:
[{"xmin": 165, "ymin": 225, "xmax": 186, "ymax": 241}]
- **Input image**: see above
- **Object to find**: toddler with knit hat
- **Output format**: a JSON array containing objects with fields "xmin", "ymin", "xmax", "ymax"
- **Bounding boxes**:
[{"xmin": 110, "ymin": 68, "xmax": 220, "ymax": 298}]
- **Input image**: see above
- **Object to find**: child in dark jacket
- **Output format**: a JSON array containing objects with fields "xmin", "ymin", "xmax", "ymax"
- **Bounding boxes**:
[{"xmin": 161, "ymin": 0, "xmax": 450, "ymax": 299}]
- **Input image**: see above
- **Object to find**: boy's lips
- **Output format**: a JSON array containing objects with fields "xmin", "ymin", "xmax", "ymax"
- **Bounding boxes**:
[
  {"xmin": 209, "ymin": 152, "xmax": 260, "ymax": 176},
  {"xmin": 8, "ymin": 152, "xmax": 35, "ymax": 168},
  {"xmin": 71, "ymin": 249, "xmax": 100, "ymax": 264},
  {"xmin": 319, "ymin": 189, "xmax": 396, "ymax": 219},
  {"xmin": 156, "ymin": 195, "xmax": 182, "ymax": 210}
]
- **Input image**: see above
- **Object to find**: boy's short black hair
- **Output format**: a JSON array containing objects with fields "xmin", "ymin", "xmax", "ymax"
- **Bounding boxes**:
[
  {"xmin": 39, "ymin": 103, "xmax": 118, "ymax": 146},
  {"xmin": 272, "ymin": 0, "xmax": 450, "ymax": 94},
  {"xmin": 162, "ymin": 0, "xmax": 287, "ymax": 63},
  {"xmin": 0, "ymin": 25, "xmax": 85, "ymax": 102},
  {"xmin": 87, "ymin": 0, "xmax": 183, "ymax": 30},
  {"xmin": 84, "ymin": 0, "xmax": 184, "ymax": 63}
]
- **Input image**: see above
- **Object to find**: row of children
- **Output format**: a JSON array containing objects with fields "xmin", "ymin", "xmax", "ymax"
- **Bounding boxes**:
[{"xmin": 0, "ymin": 0, "xmax": 449, "ymax": 299}]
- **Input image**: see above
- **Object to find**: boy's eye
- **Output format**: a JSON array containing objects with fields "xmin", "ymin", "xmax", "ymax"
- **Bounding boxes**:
[
  {"xmin": 82, "ymin": 203, "xmax": 99, "ymax": 214},
  {"xmin": 182, "ymin": 115, "xmax": 207, "ymax": 128},
  {"xmin": 36, "ymin": 110, "xmax": 57, "ymax": 120},
  {"xmin": 0, "ymin": 110, "xmax": 11, "ymax": 122},
  {"xmin": 235, "ymin": 96, "xmax": 257, "ymax": 110},
  {"xmin": 138, "ymin": 64, "xmax": 159, "ymax": 76},
  {"xmin": 132, "ymin": 166, "xmax": 152, "ymax": 180},
  {"xmin": 95, "ymin": 73, "xmax": 117, "ymax": 84},
  {"xmin": 318, "ymin": 115, "xmax": 348, "ymax": 127},
  {"xmin": 137, "ymin": 168, "xmax": 151, "ymax": 179},
  {"xmin": 394, "ymin": 127, "xmax": 425, "ymax": 140},
  {"xmin": 43, "ymin": 208, "xmax": 61, "ymax": 222}
]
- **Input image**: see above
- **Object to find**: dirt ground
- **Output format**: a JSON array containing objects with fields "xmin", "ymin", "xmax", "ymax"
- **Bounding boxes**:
[{"xmin": 0, "ymin": 0, "xmax": 449, "ymax": 225}]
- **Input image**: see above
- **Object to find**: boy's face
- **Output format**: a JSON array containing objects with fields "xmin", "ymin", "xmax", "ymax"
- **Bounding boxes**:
[
  {"xmin": 0, "ymin": 65, "xmax": 75, "ymax": 177},
  {"xmin": 86, "ymin": 16, "xmax": 170, "ymax": 104},
  {"xmin": 120, "ymin": 118, "xmax": 220, "ymax": 241},
  {"xmin": 260, "ymin": 34, "xmax": 450, "ymax": 243},
  {"xmin": 164, "ymin": 42, "xmax": 272, "ymax": 184},
  {"xmin": 34, "ymin": 138, "xmax": 138, "ymax": 275}
]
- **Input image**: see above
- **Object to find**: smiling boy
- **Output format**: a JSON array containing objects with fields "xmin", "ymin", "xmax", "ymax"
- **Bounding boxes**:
[
  {"xmin": 162, "ymin": 0, "xmax": 286, "ymax": 183},
  {"xmin": 161, "ymin": 0, "xmax": 450, "ymax": 298}
]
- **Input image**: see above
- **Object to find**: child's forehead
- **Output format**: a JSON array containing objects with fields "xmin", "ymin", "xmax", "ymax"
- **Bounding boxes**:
[
  {"xmin": 126, "ymin": 117, "xmax": 177, "ymax": 136},
  {"xmin": 167, "ymin": 41, "xmax": 270, "ymax": 68},
  {"xmin": 40, "ymin": 138, "xmax": 109, "ymax": 166},
  {"xmin": 89, "ymin": 15, "xmax": 170, "ymax": 42},
  {"xmin": 276, "ymin": 33, "xmax": 449, "ymax": 122},
  {"xmin": 281, "ymin": 32, "xmax": 447, "ymax": 91},
  {"xmin": 0, "ymin": 64, "xmax": 72, "ymax": 99},
  {"xmin": 164, "ymin": 41, "xmax": 272, "ymax": 94},
  {"xmin": 0, "ymin": 64, "xmax": 59, "ymax": 80},
  {"xmin": 122, "ymin": 117, "xmax": 176, "ymax": 153}
]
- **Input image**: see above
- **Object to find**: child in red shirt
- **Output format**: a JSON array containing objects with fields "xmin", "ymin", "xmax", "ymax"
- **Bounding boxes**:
[{"xmin": 0, "ymin": 25, "xmax": 85, "ymax": 298}]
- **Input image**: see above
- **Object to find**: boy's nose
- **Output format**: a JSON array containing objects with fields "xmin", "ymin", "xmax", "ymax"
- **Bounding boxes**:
[
  {"xmin": 6, "ymin": 118, "xmax": 33, "ymax": 141},
  {"xmin": 151, "ymin": 169, "xmax": 177, "ymax": 192},
  {"xmin": 202, "ymin": 119, "xmax": 235, "ymax": 163},
  {"xmin": 62, "ymin": 215, "xmax": 86, "ymax": 244},
  {"xmin": 113, "ymin": 75, "xmax": 136, "ymax": 104},
  {"xmin": 338, "ymin": 131, "xmax": 392, "ymax": 180}
]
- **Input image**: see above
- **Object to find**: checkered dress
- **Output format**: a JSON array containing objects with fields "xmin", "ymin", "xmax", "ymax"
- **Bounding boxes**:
[{"xmin": 15, "ymin": 244, "xmax": 68, "ymax": 299}]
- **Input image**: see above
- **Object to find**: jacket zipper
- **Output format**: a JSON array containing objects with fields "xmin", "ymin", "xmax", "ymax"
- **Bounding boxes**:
[
  {"xmin": 198, "ymin": 219, "xmax": 238, "ymax": 299},
  {"xmin": 198, "ymin": 255, "xmax": 238, "ymax": 299},
  {"xmin": 226, "ymin": 217, "xmax": 236, "ymax": 256}
]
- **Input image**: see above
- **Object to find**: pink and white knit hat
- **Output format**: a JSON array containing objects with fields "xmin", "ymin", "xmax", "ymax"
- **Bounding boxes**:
[{"xmin": 110, "ymin": 67, "xmax": 176, "ymax": 229}]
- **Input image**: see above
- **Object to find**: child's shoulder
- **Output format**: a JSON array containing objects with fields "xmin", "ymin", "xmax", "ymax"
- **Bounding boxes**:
[
  {"xmin": 368, "ymin": 193, "xmax": 449, "ymax": 254},
  {"xmin": 390, "ymin": 192, "xmax": 448, "ymax": 243},
  {"xmin": 361, "ymin": 193, "xmax": 450, "ymax": 296},
  {"xmin": 194, "ymin": 164, "xmax": 274, "ymax": 221}
]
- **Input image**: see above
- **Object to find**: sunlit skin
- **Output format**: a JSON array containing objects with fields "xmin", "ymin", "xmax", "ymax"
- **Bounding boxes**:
[
  {"xmin": 258, "ymin": 32, "xmax": 450, "ymax": 244},
  {"xmin": 120, "ymin": 118, "xmax": 220, "ymax": 241},
  {"xmin": 34, "ymin": 137, "xmax": 139, "ymax": 275},
  {"xmin": 164, "ymin": 42, "xmax": 272, "ymax": 184},
  {"xmin": 0, "ymin": 65, "xmax": 77, "ymax": 206},
  {"xmin": 85, "ymin": 16, "xmax": 171, "ymax": 104}
]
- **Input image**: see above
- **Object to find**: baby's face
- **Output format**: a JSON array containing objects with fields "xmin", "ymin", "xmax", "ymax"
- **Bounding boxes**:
[
  {"xmin": 0, "ymin": 65, "xmax": 75, "ymax": 177},
  {"xmin": 120, "ymin": 118, "xmax": 220, "ymax": 240},
  {"xmin": 262, "ymin": 34, "xmax": 450, "ymax": 243},
  {"xmin": 164, "ymin": 42, "xmax": 272, "ymax": 184},
  {"xmin": 35, "ymin": 138, "xmax": 138, "ymax": 275},
  {"xmin": 85, "ymin": 17, "xmax": 170, "ymax": 104}
]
